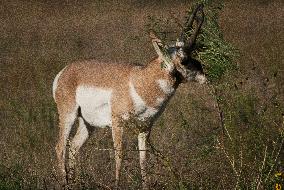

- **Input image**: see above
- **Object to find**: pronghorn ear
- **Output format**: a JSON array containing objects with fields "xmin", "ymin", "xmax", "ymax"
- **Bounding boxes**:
[{"xmin": 149, "ymin": 31, "xmax": 174, "ymax": 71}]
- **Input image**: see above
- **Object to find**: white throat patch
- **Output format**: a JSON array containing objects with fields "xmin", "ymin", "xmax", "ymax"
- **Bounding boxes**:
[
  {"xmin": 157, "ymin": 79, "xmax": 174, "ymax": 95},
  {"xmin": 129, "ymin": 82, "xmax": 146, "ymax": 115},
  {"xmin": 129, "ymin": 81, "xmax": 158, "ymax": 121},
  {"xmin": 53, "ymin": 66, "xmax": 67, "ymax": 100}
]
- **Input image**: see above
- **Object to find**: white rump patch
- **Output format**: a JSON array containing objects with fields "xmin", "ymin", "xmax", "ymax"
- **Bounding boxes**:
[
  {"xmin": 157, "ymin": 79, "xmax": 174, "ymax": 95},
  {"xmin": 129, "ymin": 81, "xmax": 158, "ymax": 121},
  {"xmin": 76, "ymin": 86, "xmax": 112, "ymax": 127},
  {"xmin": 52, "ymin": 66, "xmax": 67, "ymax": 100}
]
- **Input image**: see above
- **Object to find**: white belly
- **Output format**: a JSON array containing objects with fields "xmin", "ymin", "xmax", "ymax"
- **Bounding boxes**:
[{"xmin": 76, "ymin": 86, "xmax": 112, "ymax": 127}]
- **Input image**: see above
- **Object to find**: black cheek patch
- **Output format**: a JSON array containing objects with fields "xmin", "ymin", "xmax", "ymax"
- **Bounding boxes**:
[{"xmin": 182, "ymin": 57, "xmax": 204, "ymax": 73}]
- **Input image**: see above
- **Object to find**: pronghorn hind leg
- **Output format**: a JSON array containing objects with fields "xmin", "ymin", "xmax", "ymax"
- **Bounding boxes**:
[
  {"xmin": 138, "ymin": 130, "xmax": 151, "ymax": 190},
  {"xmin": 55, "ymin": 108, "xmax": 77, "ymax": 184},
  {"xmin": 69, "ymin": 117, "xmax": 89, "ymax": 166},
  {"xmin": 112, "ymin": 122, "xmax": 124, "ymax": 189},
  {"xmin": 66, "ymin": 117, "xmax": 89, "ymax": 187},
  {"xmin": 68, "ymin": 117, "xmax": 89, "ymax": 170}
]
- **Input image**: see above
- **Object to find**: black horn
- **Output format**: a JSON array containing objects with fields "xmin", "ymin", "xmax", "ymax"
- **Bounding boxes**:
[
  {"xmin": 181, "ymin": 4, "xmax": 204, "ymax": 53},
  {"xmin": 187, "ymin": 4, "xmax": 204, "ymax": 50}
]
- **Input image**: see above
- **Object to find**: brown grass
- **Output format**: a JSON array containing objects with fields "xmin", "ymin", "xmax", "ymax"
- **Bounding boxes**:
[{"xmin": 0, "ymin": 0, "xmax": 283, "ymax": 189}]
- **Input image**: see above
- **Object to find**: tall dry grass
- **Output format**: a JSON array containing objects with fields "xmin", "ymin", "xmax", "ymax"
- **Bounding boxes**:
[{"xmin": 0, "ymin": 0, "xmax": 283, "ymax": 189}]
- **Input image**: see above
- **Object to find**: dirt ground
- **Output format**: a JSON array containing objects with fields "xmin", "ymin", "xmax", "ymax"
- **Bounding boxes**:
[{"xmin": 0, "ymin": 0, "xmax": 283, "ymax": 189}]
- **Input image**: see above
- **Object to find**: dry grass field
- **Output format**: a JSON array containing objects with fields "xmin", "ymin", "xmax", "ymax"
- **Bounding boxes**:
[{"xmin": 0, "ymin": 0, "xmax": 283, "ymax": 189}]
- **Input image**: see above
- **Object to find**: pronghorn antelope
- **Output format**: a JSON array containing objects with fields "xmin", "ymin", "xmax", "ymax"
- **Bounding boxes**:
[{"xmin": 53, "ymin": 4, "xmax": 205, "ymax": 189}]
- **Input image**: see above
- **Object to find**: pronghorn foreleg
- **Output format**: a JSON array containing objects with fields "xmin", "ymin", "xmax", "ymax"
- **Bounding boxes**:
[
  {"xmin": 112, "ymin": 122, "xmax": 124, "ymax": 189},
  {"xmin": 138, "ymin": 130, "xmax": 151, "ymax": 190}
]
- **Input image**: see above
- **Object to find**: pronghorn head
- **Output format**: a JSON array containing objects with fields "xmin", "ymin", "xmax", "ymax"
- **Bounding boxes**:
[{"xmin": 151, "ymin": 4, "xmax": 206, "ymax": 84}]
